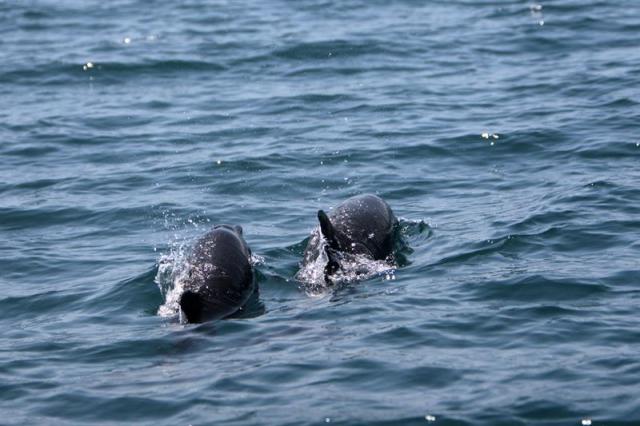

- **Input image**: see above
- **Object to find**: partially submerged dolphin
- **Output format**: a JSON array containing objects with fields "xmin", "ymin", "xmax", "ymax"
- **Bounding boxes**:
[
  {"xmin": 301, "ymin": 194, "xmax": 398, "ymax": 283},
  {"xmin": 179, "ymin": 225, "xmax": 255, "ymax": 323}
]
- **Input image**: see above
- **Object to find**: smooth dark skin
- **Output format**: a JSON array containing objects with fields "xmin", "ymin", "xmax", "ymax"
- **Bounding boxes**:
[
  {"xmin": 303, "ymin": 194, "xmax": 398, "ymax": 282},
  {"xmin": 179, "ymin": 225, "xmax": 255, "ymax": 323}
]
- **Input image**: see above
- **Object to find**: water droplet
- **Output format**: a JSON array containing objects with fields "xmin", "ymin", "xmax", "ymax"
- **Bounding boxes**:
[
  {"xmin": 425, "ymin": 414, "xmax": 436, "ymax": 422},
  {"xmin": 123, "ymin": 37, "xmax": 131, "ymax": 44},
  {"xmin": 216, "ymin": 160, "xmax": 222, "ymax": 165},
  {"xmin": 482, "ymin": 132, "xmax": 500, "ymax": 140},
  {"xmin": 539, "ymin": 20, "xmax": 545, "ymax": 26},
  {"xmin": 82, "ymin": 61, "xmax": 94, "ymax": 71},
  {"xmin": 581, "ymin": 419, "xmax": 592, "ymax": 426},
  {"xmin": 325, "ymin": 418, "xmax": 331, "ymax": 423}
]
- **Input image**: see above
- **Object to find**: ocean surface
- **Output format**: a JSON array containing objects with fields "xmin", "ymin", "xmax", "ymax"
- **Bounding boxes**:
[{"xmin": 1, "ymin": 0, "xmax": 639, "ymax": 424}]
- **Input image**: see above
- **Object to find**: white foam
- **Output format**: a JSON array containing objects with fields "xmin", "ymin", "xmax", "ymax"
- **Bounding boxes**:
[
  {"xmin": 155, "ymin": 242, "xmax": 190, "ymax": 319},
  {"xmin": 295, "ymin": 227, "xmax": 396, "ymax": 295}
]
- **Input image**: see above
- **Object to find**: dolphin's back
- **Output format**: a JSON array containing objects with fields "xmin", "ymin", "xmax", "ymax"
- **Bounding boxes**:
[
  {"xmin": 190, "ymin": 227, "xmax": 252, "ymax": 286},
  {"xmin": 328, "ymin": 194, "xmax": 397, "ymax": 260},
  {"xmin": 180, "ymin": 225, "xmax": 254, "ymax": 322}
]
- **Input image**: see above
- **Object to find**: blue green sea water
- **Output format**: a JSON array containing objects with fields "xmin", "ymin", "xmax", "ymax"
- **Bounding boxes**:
[{"xmin": 1, "ymin": 0, "xmax": 639, "ymax": 424}]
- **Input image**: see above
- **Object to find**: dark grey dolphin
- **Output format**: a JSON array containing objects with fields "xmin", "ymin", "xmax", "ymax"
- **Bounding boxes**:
[
  {"xmin": 302, "ymin": 194, "xmax": 398, "ymax": 283},
  {"xmin": 179, "ymin": 225, "xmax": 255, "ymax": 323}
]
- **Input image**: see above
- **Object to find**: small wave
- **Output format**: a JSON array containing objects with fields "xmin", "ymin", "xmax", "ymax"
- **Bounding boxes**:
[
  {"xmin": 394, "ymin": 217, "xmax": 431, "ymax": 266},
  {"xmin": 570, "ymin": 142, "xmax": 640, "ymax": 159},
  {"xmin": 2, "ymin": 144, "xmax": 60, "ymax": 157},
  {"xmin": 397, "ymin": 217, "xmax": 431, "ymax": 239},
  {"xmin": 1, "ymin": 59, "xmax": 227, "ymax": 85},
  {"xmin": 283, "ymin": 66, "xmax": 393, "ymax": 77},
  {"xmin": 469, "ymin": 274, "xmax": 609, "ymax": 302},
  {"xmin": 0, "ymin": 290, "xmax": 89, "ymax": 319},
  {"xmin": 0, "ymin": 206, "xmax": 94, "ymax": 231},
  {"xmin": 272, "ymin": 39, "xmax": 390, "ymax": 61}
]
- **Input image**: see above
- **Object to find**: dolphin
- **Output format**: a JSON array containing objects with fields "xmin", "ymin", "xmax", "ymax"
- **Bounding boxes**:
[
  {"xmin": 179, "ymin": 224, "xmax": 255, "ymax": 323},
  {"xmin": 301, "ymin": 194, "xmax": 398, "ymax": 283}
]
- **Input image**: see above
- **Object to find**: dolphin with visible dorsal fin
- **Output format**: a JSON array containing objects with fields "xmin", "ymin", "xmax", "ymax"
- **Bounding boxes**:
[
  {"xmin": 179, "ymin": 224, "xmax": 255, "ymax": 323},
  {"xmin": 302, "ymin": 194, "xmax": 398, "ymax": 284}
]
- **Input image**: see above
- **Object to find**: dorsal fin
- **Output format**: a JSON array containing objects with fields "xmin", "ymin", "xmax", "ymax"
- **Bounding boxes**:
[
  {"xmin": 318, "ymin": 210, "xmax": 340, "ymax": 250},
  {"xmin": 324, "ymin": 246, "xmax": 340, "ymax": 284}
]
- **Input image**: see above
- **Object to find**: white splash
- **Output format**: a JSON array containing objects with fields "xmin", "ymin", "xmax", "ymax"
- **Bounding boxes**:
[
  {"xmin": 295, "ymin": 229, "xmax": 330, "ymax": 290},
  {"xmin": 250, "ymin": 253, "xmax": 265, "ymax": 266},
  {"xmin": 481, "ymin": 132, "xmax": 500, "ymax": 140},
  {"xmin": 154, "ymin": 211, "xmax": 218, "ymax": 320},
  {"xmin": 155, "ymin": 242, "xmax": 191, "ymax": 319},
  {"xmin": 295, "ymin": 227, "xmax": 396, "ymax": 296}
]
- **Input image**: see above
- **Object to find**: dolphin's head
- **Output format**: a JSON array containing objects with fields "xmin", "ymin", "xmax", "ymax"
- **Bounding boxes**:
[
  {"xmin": 214, "ymin": 224, "xmax": 243, "ymax": 236},
  {"xmin": 317, "ymin": 209, "xmax": 376, "ymax": 257}
]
